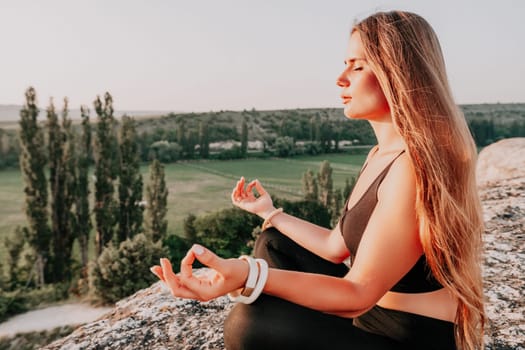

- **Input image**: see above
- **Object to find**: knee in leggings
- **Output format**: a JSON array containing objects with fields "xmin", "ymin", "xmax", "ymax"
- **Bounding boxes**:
[
  {"xmin": 253, "ymin": 227, "xmax": 284, "ymax": 258},
  {"xmin": 223, "ymin": 303, "xmax": 264, "ymax": 350}
]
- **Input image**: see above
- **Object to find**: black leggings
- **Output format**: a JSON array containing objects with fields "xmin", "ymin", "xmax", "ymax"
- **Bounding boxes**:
[{"xmin": 223, "ymin": 228, "xmax": 404, "ymax": 350}]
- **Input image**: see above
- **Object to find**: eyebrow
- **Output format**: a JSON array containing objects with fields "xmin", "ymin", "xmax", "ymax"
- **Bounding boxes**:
[{"xmin": 344, "ymin": 58, "xmax": 367, "ymax": 65}]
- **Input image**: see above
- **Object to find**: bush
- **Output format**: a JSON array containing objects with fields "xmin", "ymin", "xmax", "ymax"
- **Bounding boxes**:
[
  {"xmin": 0, "ymin": 284, "xmax": 67, "ymax": 323},
  {"xmin": 0, "ymin": 290, "xmax": 27, "ymax": 322},
  {"xmin": 163, "ymin": 234, "xmax": 192, "ymax": 272},
  {"xmin": 273, "ymin": 197, "xmax": 332, "ymax": 228},
  {"xmin": 90, "ymin": 233, "xmax": 167, "ymax": 304},
  {"xmin": 189, "ymin": 208, "xmax": 262, "ymax": 258}
]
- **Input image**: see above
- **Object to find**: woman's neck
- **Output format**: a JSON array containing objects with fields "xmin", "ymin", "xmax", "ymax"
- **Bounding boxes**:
[{"xmin": 369, "ymin": 120, "xmax": 406, "ymax": 155}]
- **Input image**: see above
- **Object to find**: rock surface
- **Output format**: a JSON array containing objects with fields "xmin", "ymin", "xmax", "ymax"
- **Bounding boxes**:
[{"xmin": 45, "ymin": 138, "xmax": 525, "ymax": 350}]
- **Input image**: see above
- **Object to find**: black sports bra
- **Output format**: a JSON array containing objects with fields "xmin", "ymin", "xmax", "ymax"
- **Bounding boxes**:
[{"xmin": 339, "ymin": 150, "xmax": 442, "ymax": 293}]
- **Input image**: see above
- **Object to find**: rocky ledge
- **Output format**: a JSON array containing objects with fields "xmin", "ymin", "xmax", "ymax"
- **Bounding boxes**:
[{"xmin": 45, "ymin": 138, "xmax": 525, "ymax": 350}]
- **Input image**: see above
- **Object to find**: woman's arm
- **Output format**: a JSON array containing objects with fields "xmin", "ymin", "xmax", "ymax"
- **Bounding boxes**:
[
  {"xmin": 232, "ymin": 177, "xmax": 350, "ymax": 263},
  {"xmin": 152, "ymin": 154, "xmax": 423, "ymax": 317},
  {"xmin": 262, "ymin": 154, "xmax": 423, "ymax": 316}
]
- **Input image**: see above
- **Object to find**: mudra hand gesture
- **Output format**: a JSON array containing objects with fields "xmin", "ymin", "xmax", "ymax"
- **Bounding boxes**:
[
  {"xmin": 231, "ymin": 177, "xmax": 275, "ymax": 218},
  {"xmin": 150, "ymin": 177, "xmax": 270, "ymax": 301}
]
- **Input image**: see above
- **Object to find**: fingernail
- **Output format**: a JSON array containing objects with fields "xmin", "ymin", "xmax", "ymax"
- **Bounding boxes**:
[{"xmin": 193, "ymin": 244, "xmax": 205, "ymax": 255}]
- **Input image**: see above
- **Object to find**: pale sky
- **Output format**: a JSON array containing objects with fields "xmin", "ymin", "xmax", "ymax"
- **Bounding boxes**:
[{"xmin": 0, "ymin": 0, "xmax": 523, "ymax": 112}]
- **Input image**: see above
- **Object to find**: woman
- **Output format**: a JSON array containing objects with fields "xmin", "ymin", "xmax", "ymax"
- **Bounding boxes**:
[{"xmin": 151, "ymin": 11, "xmax": 485, "ymax": 350}]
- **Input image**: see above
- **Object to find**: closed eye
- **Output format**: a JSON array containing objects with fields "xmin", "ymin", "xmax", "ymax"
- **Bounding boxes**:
[{"xmin": 353, "ymin": 67, "xmax": 363, "ymax": 71}]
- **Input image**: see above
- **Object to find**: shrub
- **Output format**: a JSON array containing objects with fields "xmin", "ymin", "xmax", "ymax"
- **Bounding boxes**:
[
  {"xmin": 0, "ymin": 284, "xmax": 67, "ymax": 323},
  {"xmin": 163, "ymin": 234, "xmax": 192, "ymax": 272},
  {"xmin": 190, "ymin": 208, "xmax": 262, "ymax": 258},
  {"xmin": 90, "ymin": 233, "xmax": 167, "ymax": 304}
]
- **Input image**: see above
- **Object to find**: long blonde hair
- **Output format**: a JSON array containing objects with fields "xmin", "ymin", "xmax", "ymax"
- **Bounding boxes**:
[{"xmin": 354, "ymin": 11, "xmax": 485, "ymax": 350}]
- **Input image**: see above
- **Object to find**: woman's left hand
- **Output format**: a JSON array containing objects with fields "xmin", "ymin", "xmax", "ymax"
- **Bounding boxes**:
[{"xmin": 150, "ymin": 244, "xmax": 249, "ymax": 302}]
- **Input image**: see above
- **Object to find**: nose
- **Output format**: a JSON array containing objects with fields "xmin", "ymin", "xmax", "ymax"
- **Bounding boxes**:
[{"xmin": 336, "ymin": 70, "xmax": 349, "ymax": 87}]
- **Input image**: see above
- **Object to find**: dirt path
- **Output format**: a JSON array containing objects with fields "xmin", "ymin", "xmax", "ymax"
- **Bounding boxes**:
[{"xmin": 0, "ymin": 303, "xmax": 113, "ymax": 337}]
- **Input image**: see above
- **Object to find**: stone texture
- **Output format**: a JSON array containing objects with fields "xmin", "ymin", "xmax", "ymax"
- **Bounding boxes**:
[{"xmin": 45, "ymin": 139, "xmax": 525, "ymax": 350}]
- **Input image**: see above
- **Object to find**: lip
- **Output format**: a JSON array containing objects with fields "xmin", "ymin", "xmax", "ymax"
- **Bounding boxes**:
[{"xmin": 341, "ymin": 96, "xmax": 352, "ymax": 104}]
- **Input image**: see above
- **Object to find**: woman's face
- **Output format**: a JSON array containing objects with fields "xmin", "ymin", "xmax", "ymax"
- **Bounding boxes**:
[{"xmin": 337, "ymin": 32, "xmax": 390, "ymax": 122}]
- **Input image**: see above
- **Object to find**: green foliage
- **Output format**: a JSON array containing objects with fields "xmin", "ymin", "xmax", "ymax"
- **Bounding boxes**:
[
  {"xmin": 145, "ymin": 159, "xmax": 168, "ymax": 242},
  {"xmin": 241, "ymin": 118, "xmax": 248, "ymax": 157},
  {"xmin": 4, "ymin": 227, "xmax": 26, "ymax": 290},
  {"xmin": 117, "ymin": 116, "xmax": 144, "ymax": 243},
  {"xmin": 163, "ymin": 234, "xmax": 192, "ymax": 273},
  {"xmin": 317, "ymin": 160, "xmax": 333, "ymax": 208},
  {"xmin": 0, "ymin": 284, "xmax": 69, "ymax": 323},
  {"xmin": 187, "ymin": 208, "xmax": 262, "ymax": 258},
  {"xmin": 198, "ymin": 121, "xmax": 210, "ymax": 158},
  {"xmin": 90, "ymin": 233, "xmax": 167, "ymax": 304},
  {"xmin": 343, "ymin": 176, "xmax": 356, "ymax": 200},
  {"xmin": 302, "ymin": 169, "xmax": 318, "ymax": 201},
  {"xmin": 93, "ymin": 93, "xmax": 119, "ymax": 256},
  {"xmin": 0, "ymin": 290, "xmax": 28, "ymax": 322},
  {"xmin": 275, "ymin": 136, "xmax": 295, "ymax": 157},
  {"xmin": 149, "ymin": 140, "xmax": 182, "ymax": 162},
  {"xmin": 76, "ymin": 106, "xmax": 92, "ymax": 272},
  {"xmin": 18, "ymin": 87, "xmax": 50, "ymax": 287},
  {"xmin": 47, "ymin": 98, "xmax": 77, "ymax": 283},
  {"xmin": 273, "ymin": 197, "xmax": 332, "ymax": 228},
  {"xmin": 0, "ymin": 324, "xmax": 76, "ymax": 350}
]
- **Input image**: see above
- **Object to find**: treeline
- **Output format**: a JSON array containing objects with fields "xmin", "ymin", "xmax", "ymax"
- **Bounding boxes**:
[
  {"xmin": 1, "ymin": 88, "xmax": 359, "ymax": 319},
  {"xmin": 1, "ymin": 104, "xmax": 525, "ymax": 170},
  {"xmin": 0, "ymin": 108, "xmax": 377, "ymax": 168},
  {"xmin": 0, "ymin": 88, "xmax": 170, "ymax": 319}
]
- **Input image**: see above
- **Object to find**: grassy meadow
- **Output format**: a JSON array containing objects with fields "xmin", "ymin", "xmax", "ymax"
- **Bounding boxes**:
[{"xmin": 0, "ymin": 153, "xmax": 368, "ymax": 261}]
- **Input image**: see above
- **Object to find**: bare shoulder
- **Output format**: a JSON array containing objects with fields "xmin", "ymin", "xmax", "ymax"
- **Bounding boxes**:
[{"xmin": 378, "ymin": 152, "xmax": 417, "ymax": 201}]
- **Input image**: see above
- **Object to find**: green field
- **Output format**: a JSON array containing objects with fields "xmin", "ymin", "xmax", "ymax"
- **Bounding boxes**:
[{"xmin": 0, "ymin": 153, "xmax": 367, "ymax": 260}]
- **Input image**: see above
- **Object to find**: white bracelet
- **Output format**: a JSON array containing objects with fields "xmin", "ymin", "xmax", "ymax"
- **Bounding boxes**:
[
  {"xmin": 261, "ymin": 208, "xmax": 283, "ymax": 231},
  {"xmin": 228, "ymin": 255, "xmax": 257, "ymax": 302},
  {"xmin": 242, "ymin": 258, "xmax": 268, "ymax": 304},
  {"xmin": 228, "ymin": 258, "xmax": 269, "ymax": 304},
  {"xmin": 239, "ymin": 255, "xmax": 258, "ymax": 296}
]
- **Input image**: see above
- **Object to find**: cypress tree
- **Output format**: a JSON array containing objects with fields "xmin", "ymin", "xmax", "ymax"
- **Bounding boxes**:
[
  {"xmin": 241, "ymin": 118, "xmax": 248, "ymax": 157},
  {"xmin": 302, "ymin": 169, "xmax": 318, "ymax": 202},
  {"xmin": 4, "ymin": 227, "xmax": 26, "ymax": 290},
  {"xmin": 317, "ymin": 160, "xmax": 333, "ymax": 208},
  {"xmin": 331, "ymin": 188, "xmax": 343, "ymax": 226},
  {"xmin": 116, "ymin": 115, "xmax": 144, "ymax": 243},
  {"xmin": 47, "ymin": 98, "xmax": 77, "ymax": 282},
  {"xmin": 343, "ymin": 176, "xmax": 356, "ymax": 201},
  {"xmin": 199, "ymin": 120, "xmax": 210, "ymax": 158},
  {"xmin": 0, "ymin": 129, "xmax": 5, "ymax": 167},
  {"xmin": 76, "ymin": 106, "xmax": 92, "ymax": 273},
  {"xmin": 145, "ymin": 159, "xmax": 168, "ymax": 242},
  {"xmin": 93, "ymin": 93, "xmax": 119, "ymax": 256},
  {"xmin": 18, "ymin": 87, "xmax": 50, "ymax": 287},
  {"xmin": 177, "ymin": 119, "xmax": 186, "ymax": 157},
  {"xmin": 62, "ymin": 99, "xmax": 78, "ymax": 280}
]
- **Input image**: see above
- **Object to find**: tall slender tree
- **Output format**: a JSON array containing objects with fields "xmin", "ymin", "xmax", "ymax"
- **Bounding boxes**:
[
  {"xmin": 47, "ymin": 98, "xmax": 77, "ymax": 282},
  {"xmin": 302, "ymin": 169, "xmax": 318, "ymax": 202},
  {"xmin": 241, "ymin": 117, "xmax": 248, "ymax": 157},
  {"xmin": 199, "ymin": 120, "xmax": 210, "ymax": 158},
  {"xmin": 145, "ymin": 159, "xmax": 168, "ymax": 242},
  {"xmin": 317, "ymin": 160, "xmax": 333, "ymax": 208},
  {"xmin": 117, "ymin": 115, "xmax": 144, "ymax": 243},
  {"xmin": 18, "ymin": 87, "xmax": 50, "ymax": 287},
  {"xmin": 0, "ymin": 129, "xmax": 5, "ymax": 165},
  {"xmin": 93, "ymin": 93, "xmax": 119, "ymax": 256},
  {"xmin": 76, "ymin": 106, "xmax": 92, "ymax": 273}
]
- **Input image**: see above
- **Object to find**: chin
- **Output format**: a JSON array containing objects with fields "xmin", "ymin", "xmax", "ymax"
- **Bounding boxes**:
[{"xmin": 343, "ymin": 110, "xmax": 364, "ymax": 120}]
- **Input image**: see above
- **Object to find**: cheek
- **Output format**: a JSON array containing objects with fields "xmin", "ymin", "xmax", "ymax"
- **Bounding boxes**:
[{"xmin": 368, "ymin": 77, "xmax": 390, "ymax": 112}]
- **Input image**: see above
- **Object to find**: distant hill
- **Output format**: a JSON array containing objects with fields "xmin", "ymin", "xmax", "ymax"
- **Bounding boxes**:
[{"xmin": 0, "ymin": 104, "xmax": 172, "ymax": 122}]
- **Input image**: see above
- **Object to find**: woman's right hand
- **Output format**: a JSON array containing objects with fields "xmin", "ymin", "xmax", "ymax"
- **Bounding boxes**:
[{"xmin": 231, "ymin": 177, "xmax": 275, "ymax": 218}]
